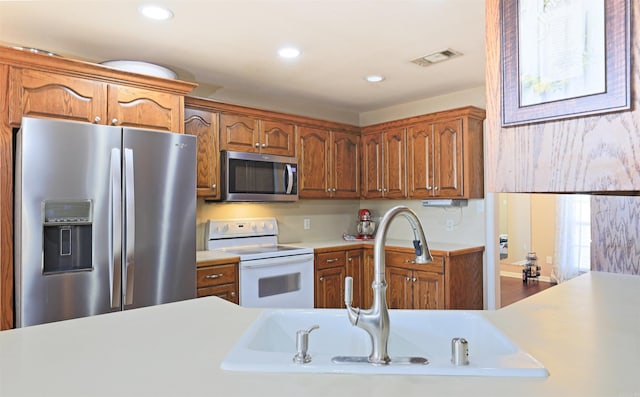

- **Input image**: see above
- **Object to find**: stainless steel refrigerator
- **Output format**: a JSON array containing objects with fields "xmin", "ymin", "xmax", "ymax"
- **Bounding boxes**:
[{"xmin": 14, "ymin": 117, "xmax": 196, "ymax": 327}]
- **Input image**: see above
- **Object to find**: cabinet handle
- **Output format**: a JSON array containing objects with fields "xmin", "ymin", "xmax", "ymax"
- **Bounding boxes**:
[
  {"xmin": 255, "ymin": 142, "xmax": 260, "ymax": 147},
  {"xmin": 378, "ymin": 188, "xmax": 382, "ymax": 192},
  {"xmin": 404, "ymin": 259, "xmax": 416, "ymax": 264},
  {"xmin": 94, "ymin": 116, "xmax": 102, "ymax": 123},
  {"xmin": 261, "ymin": 143, "xmax": 267, "ymax": 148},
  {"xmin": 348, "ymin": 258, "xmax": 352, "ymax": 262},
  {"xmin": 211, "ymin": 184, "xmax": 217, "ymax": 189},
  {"xmin": 325, "ymin": 258, "xmax": 339, "ymax": 264},
  {"xmin": 205, "ymin": 273, "xmax": 224, "ymax": 280},
  {"xmin": 320, "ymin": 277, "xmax": 324, "ymax": 282},
  {"xmin": 434, "ymin": 186, "xmax": 439, "ymax": 190},
  {"xmin": 412, "ymin": 277, "xmax": 417, "ymax": 282},
  {"xmin": 332, "ymin": 188, "xmax": 337, "ymax": 192},
  {"xmin": 111, "ymin": 118, "xmax": 119, "ymax": 125},
  {"xmin": 230, "ymin": 291, "xmax": 236, "ymax": 297},
  {"xmin": 405, "ymin": 276, "xmax": 411, "ymax": 282},
  {"xmin": 327, "ymin": 188, "xmax": 331, "ymax": 192},
  {"xmin": 427, "ymin": 186, "xmax": 433, "ymax": 190}
]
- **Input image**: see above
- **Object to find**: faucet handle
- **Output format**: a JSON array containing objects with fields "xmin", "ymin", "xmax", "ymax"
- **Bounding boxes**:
[{"xmin": 344, "ymin": 276, "xmax": 353, "ymax": 307}]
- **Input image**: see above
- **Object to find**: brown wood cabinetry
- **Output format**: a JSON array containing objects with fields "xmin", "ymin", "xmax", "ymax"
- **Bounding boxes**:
[
  {"xmin": 0, "ymin": 46, "xmax": 196, "ymax": 330},
  {"xmin": 297, "ymin": 127, "xmax": 360, "ymax": 198},
  {"xmin": 10, "ymin": 67, "xmax": 185, "ymax": 132},
  {"xmin": 196, "ymin": 260, "xmax": 239, "ymax": 304},
  {"xmin": 220, "ymin": 112, "xmax": 295, "ymax": 156},
  {"xmin": 408, "ymin": 114, "xmax": 484, "ymax": 199},
  {"xmin": 361, "ymin": 128, "xmax": 407, "ymax": 199},
  {"xmin": 363, "ymin": 106, "xmax": 485, "ymax": 200},
  {"xmin": 385, "ymin": 247, "xmax": 484, "ymax": 310},
  {"xmin": 184, "ymin": 105, "xmax": 220, "ymax": 199},
  {"xmin": 314, "ymin": 247, "xmax": 364, "ymax": 308},
  {"xmin": 385, "ymin": 252, "xmax": 445, "ymax": 310}
]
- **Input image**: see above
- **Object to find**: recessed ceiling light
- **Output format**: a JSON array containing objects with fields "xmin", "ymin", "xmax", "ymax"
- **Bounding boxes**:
[
  {"xmin": 138, "ymin": 4, "xmax": 174, "ymax": 21},
  {"xmin": 411, "ymin": 48, "xmax": 462, "ymax": 67},
  {"xmin": 278, "ymin": 47, "xmax": 301, "ymax": 59},
  {"xmin": 366, "ymin": 75, "xmax": 385, "ymax": 83}
]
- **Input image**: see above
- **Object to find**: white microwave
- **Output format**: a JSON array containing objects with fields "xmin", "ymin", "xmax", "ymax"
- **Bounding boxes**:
[{"xmin": 220, "ymin": 151, "xmax": 298, "ymax": 202}]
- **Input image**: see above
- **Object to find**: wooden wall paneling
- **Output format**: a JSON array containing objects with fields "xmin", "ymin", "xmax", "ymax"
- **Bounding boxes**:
[
  {"xmin": 591, "ymin": 196, "xmax": 640, "ymax": 275},
  {"xmin": 485, "ymin": 0, "xmax": 640, "ymax": 193},
  {"xmin": 0, "ymin": 64, "xmax": 13, "ymax": 329}
]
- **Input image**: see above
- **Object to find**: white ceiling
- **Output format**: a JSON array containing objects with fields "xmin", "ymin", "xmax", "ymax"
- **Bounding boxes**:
[{"xmin": 0, "ymin": 0, "xmax": 486, "ymax": 115}]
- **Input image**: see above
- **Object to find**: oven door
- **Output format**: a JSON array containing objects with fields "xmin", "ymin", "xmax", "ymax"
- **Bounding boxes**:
[{"xmin": 239, "ymin": 254, "xmax": 314, "ymax": 308}]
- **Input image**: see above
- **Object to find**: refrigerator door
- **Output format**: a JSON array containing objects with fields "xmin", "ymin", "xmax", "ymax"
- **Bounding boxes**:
[
  {"xmin": 15, "ymin": 117, "xmax": 122, "ymax": 327},
  {"xmin": 122, "ymin": 128, "xmax": 196, "ymax": 309}
]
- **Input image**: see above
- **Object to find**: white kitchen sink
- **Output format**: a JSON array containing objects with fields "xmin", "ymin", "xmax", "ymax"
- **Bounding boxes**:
[{"xmin": 221, "ymin": 308, "xmax": 549, "ymax": 377}]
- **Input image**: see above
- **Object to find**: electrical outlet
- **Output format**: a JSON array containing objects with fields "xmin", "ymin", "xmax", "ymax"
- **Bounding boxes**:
[
  {"xmin": 546, "ymin": 256, "xmax": 553, "ymax": 265},
  {"xmin": 303, "ymin": 218, "xmax": 311, "ymax": 230},
  {"xmin": 446, "ymin": 219, "xmax": 454, "ymax": 231}
]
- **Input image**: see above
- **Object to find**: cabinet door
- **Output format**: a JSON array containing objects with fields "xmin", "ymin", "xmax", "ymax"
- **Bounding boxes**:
[
  {"xmin": 412, "ymin": 269, "xmax": 444, "ymax": 309},
  {"xmin": 315, "ymin": 266, "xmax": 346, "ymax": 308},
  {"xmin": 361, "ymin": 132, "xmax": 384, "ymax": 199},
  {"xmin": 332, "ymin": 132, "xmax": 360, "ymax": 198},
  {"xmin": 386, "ymin": 266, "xmax": 413, "ymax": 309},
  {"xmin": 346, "ymin": 249, "xmax": 363, "ymax": 308},
  {"xmin": 107, "ymin": 84, "xmax": 182, "ymax": 132},
  {"xmin": 407, "ymin": 122, "xmax": 435, "ymax": 198},
  {"xmin": 219, "ymin": 113, "xmax": 259, "ymax": 152},
  {"xmin": 297, "ymin": 126, "xmax": 331, "ymax": 198},
  {"xmin": 383, "ymin": 127, "xmax": 407, "ymax": 199},
  {"xmin": 10, "ymin": 67, "xmax": 107, "ymax": 125},
  {"xmin": 260, "ymin": 119, "xmax": 295, "ymax": 156},
  {"xmin": 184, "ymin": 108, "xmax": 219, "ymax": 198},
  {"xmin": 433, "ymin": 118, "xmax": 463, "ymax": 197}
]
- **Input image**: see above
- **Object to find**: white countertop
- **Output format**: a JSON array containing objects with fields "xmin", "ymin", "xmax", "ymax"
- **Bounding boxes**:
[{"xmin": 3, "ymin": 271, "xmax": 638, "ymax": 396}]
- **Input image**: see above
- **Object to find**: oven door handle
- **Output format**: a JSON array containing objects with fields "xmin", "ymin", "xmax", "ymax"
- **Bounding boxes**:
[{"xmin": 241, "ymin": 255, "xmax": 312, "ymax": 269}]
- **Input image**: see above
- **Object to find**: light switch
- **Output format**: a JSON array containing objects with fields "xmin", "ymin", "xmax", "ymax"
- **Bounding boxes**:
[{"xmin": 303, "ymin": 218, "xmax": 311, "ymax": 230}]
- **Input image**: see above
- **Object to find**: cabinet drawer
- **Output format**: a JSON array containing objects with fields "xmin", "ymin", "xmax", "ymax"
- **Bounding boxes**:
[
  {"xmin": 316, "ymin": 251, "xmax": 346, "ymax": 269},
  {"xmin": 386, "ymin": 251, "xmax": 444, "ymax": 274},
  {"xmin": 197, "ymin": 284, "xmax": 238, "ymax": 303},
  {"xmin": 197, "ymin": 263, "xmax": 237, "ymax": 287}
]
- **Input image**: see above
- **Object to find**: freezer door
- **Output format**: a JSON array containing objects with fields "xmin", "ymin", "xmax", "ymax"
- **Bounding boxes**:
[
  {"xmin": 15, "ymin": 117, "xmax": 122, "ymax": 327},
  {"xmin": 122, "ymin": 128, "xmax": 196, "ymax": 309}
]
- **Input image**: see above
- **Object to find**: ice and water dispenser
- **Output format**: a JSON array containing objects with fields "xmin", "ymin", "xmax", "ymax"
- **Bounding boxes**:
[{"xmin": 42, "ymin": 200, "xmax": 93, "ymax": 274}]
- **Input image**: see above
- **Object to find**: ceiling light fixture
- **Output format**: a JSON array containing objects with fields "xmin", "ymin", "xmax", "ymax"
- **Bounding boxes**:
[
  {"xmin": 138, "ymin": 4, "xmax": 174, "ymax": 21},
  {"xmin": 366, "ymin": 75, "xmax": 385, "ymax": 83},
  {"xmin": 411, "ymin": 48, "xmax": 462, "ymax": 67},
  {"xmin": 278, "ymin": 47, "xmax": 301, "ymax": 59}
]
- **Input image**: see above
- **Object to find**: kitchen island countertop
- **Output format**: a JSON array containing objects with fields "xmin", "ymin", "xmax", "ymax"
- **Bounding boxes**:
[{"xmin": 2, "ymin": 271, "xmax": 637, "ymax": 396}]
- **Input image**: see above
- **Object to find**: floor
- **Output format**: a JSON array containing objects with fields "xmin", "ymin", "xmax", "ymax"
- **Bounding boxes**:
[{"xmin": 500, "ymin": 276, "xmax": 555, "ymax": 308}]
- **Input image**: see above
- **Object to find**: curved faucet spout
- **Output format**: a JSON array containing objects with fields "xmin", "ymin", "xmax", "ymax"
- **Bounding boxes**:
[{"xmin": 344, "ymin": 205, "xmax": 432, "ymax": 365}]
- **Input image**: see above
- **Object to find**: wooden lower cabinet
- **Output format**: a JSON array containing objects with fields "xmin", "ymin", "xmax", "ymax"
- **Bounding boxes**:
[
  {"xmin": 314, "ymin": 248, "xmax": 363, "ymax": 308},
  {"xmin": 319, "ymin": 245, "xmax": 484, "ymax": 311},
  {"xmin": 196, "ymin": 261, "xmax": 239, "ymax": 304}
]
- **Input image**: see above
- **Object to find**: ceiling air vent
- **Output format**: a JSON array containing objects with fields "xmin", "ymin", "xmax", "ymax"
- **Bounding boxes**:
[{"xmin": 411, "ymin": 49, "xmax": 462, "ymax": 67}]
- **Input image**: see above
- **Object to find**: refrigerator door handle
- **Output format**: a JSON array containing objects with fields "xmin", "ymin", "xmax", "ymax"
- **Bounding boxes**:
[
  {"xmin": 124, "ymin": 148, "xmax": 135, "ymax": 306},
  {"xmin": 110, "ymin": 148, "xmax": 122, "ymax": 309}
]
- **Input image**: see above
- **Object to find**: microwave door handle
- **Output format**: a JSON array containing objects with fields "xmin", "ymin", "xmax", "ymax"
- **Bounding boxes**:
[{"xmin": 285, "ymin": 164, "xmax": 294, "ymax": 194}]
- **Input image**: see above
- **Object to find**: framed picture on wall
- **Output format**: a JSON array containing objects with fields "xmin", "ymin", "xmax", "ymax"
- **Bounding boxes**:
[{"xmin": 500, "ymin": 0, "xmax": 631, "ymax": 127}]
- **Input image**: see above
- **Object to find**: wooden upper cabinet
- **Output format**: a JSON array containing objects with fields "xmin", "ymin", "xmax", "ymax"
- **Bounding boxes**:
[
  {"xmin": 10, "ymin": 67, "xmax": 185, "ymax": 132},
  {"xmin": 297, "ymin": 126, "xmax": 331, "ymax": 198},
  {"xmin": 107, "ymin": 85, "xmax": 181, "ymax": 132},
  {"xmin": 220, "ymin": 112, "xmax": 295, "ymax": 156},
  {"xmin": 361, "ymin": 129, "xmax": 406, "ymax": 199},
  {"xmin": 331, "ymin": 132, "xmax": 360, "ymax": 198},
  {"xmin": 260, "ymin": 119, "xmax": 295, "ymax": 156},
  {"xmin": 10, "ymin": 68, "xmax": 107, "ymax": 125},
  {"xmin": 433, "ymin": 118, "xmax": 463, "ymax": 197},
  {"xmin": 408, "ymin": 114, "xmax": 483, "ymax": 199},
  {"xmin": 184, "ymin": 107, "xmax": 219, "ymax": 199},
  {"xmin": 297, "ymin": 127, "xmax": 359, "ymax": 199},
  {"xmin": 361, "ymin": 132, "xmax": 384, "ymax": 198},
  {"xmin": 219, "ymin": 113, "xmax": 259, "ymax": 152}
]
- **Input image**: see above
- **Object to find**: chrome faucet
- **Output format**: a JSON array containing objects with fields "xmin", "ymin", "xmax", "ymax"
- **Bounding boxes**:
[{"xmin": 344, "ymin": 205, "xmax": 432, "ymax": 365}]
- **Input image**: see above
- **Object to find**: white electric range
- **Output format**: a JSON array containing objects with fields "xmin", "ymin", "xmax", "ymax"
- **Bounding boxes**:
[{"xmin": 205, "ymin": 218, "xmax": 314, "ymax": 308}]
